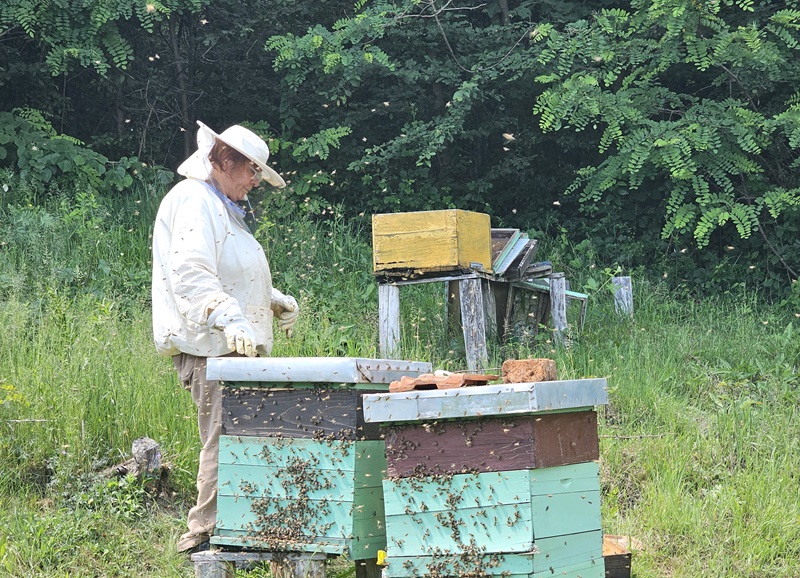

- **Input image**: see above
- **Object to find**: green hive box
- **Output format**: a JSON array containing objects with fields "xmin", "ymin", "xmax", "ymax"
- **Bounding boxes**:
[
  {"xmin": 214, "ymin": 436, "xmax": 387, "ymax": 558},
  {"xmin": 205, "ymin": 357, "xmax": 432, "ymax": 559},
  {"xmin": 382, "ymin": 463, "xmax": 602, "ymax": 557},
  {"xmin": 362, "ymin": 378, "xmax": 608, "ymax": 578}
]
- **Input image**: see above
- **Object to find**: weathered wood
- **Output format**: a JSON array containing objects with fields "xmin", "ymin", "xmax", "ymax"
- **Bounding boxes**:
[
  {"xmin": 459, "ymin": 277, "xmax": 488, "ymax": 371},
  {"xmin": 378, "ymin": 285, "xmax": 401, "ymax": 359},
  {"xmin": 491, "ymin": 228, "xmax": 522, "ymax": 271},
  {"xmin": 206, "ymin": 357, "xmax": 431, "ymax": 384},
  {"xmin": 382, "ymin": 463, "xmax": 602, "ymax": 556},
  {"xmin": 384, "ymin": 411, "xmax": 599, "ymax": 477},
  {"xmin": 270, "ymin": 559, "xmax": 327, "ymax": 578},
  {"xmin": 362, "ymin": 378, "xmax": 608, "ymax": 424},
  {"xmin": 549, "ymin": 272, "xmax": 568, "ymax": 344},
  {"xmin": 194, "ymin": 556, "xmax": 234, "ymax": 578},
  {"xmin": 494, "ymin": 235, "xmax": 530, "ymax": 276},
  {"xmin": 612, "ymin": 276, "xmax": 633, "ymax": 317},
  {"xmin": 510, "ymin": 239, "xmax": 539, "ymax": 280},
  {"xmin": 482, "ymin": 279, "xmax": 499, "ymax": 342},
  {"xmin": 191, "ymin": 552, "xmax": 328, "ymax": 578},
  {"xmin": 221, "ymin": 387, "xmax": 383, "ymax": 440},
  {"xmin": 214, "ymin": 436, "xmax": 387, "ymax": 559},
  {"xmin": 372, "ymin": 210, "xmax": 492, "ymax": 274},
  {"xmin": 354, "ymin": 558, "xmax": 382, "ymax": 578}
]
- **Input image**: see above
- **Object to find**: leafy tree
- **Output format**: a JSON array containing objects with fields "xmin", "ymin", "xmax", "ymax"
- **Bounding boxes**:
[
  {"xmin": 266, "ymin": 0, "xmax": 623, "ymax": 220},
  {"xmin": 532, "ymin": 0, "xmax": 800, "ymax": 287}
]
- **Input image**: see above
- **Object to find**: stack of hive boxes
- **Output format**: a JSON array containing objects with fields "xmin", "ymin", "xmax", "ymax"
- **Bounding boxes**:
[
  {"xmin": 363, "ymin": 375, "xmax": 608, "ymax": 578},
  {"xmin": 204, "ymin": 357, "xmax": 431, "ymax": 562}
]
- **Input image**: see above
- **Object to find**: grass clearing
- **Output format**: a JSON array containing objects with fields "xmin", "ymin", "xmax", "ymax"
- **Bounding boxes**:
[{"xmin": 0, "ymin": 181, "xmax": 798, "ymax": 576}]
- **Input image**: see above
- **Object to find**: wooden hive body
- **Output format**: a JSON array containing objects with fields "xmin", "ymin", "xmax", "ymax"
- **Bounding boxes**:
[
  {"xmin": 384, "ymin": 411, "xmax": 599, "ymax": 477},
  {"xmin": 382, "ymin": 463, "xmax": 602, "ymax": 557},
  {"xmin": 363, "ymin": 378, "xmax": 607, "ymax": 578},
  {"xmin": 222, "ymin": 386, "xmax": 383, "ymax": 440},
  {"xmin": 372, "ymin": 209, "xmax": 492, "ymax": 274},
  {"xmin": 207, "ymin": 357, "xmax": 433, "ymax": 560},
  {"xmin": 214, "ymin": 436, "xmax": 386, "ymax": 559}
]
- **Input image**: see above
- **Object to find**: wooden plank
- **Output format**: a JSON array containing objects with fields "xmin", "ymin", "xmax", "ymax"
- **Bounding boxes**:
[
  {"xmin": 491, "ymin": 228, "xmax": 521, "ymax": 271},
  {"xmin": 459, "ymin": 277, "xmax": 488, "ymax": 371},
  {"xmin": 192, "ymin": 551, "xmax": 330, "ymax": 578},
  {"xmin": 382, "ymin": 530, "xmax": 603, "ymax": 577},
  {"xmin": 221, "ymin": 387, "xmax": 383, "ymax": 440},
  {"xmin": 550, "ymin": 273, "xmax": 568, "ymax": 345},
  {"xmin": 362, "ymin": 379, "xmax": 608, "ymax": 423},
  {"xmin": 494, "ymin": 234, "xmax": 530, "ymax": 276},
  {"xmin": 211, "ymin": 530, "xmax": 387, "ymax": 560},
  {"xmin": 509, "ymin": 239, "xmax": 540, "ymax": 281},
  {"xmin": 378, "ymin": 284, "xmax": 401, "ymax": 359},
  {"xmin": 482, "ymin": 279, "xmax": 499, "ymax": 342},
  {"xmin": 384, "ymin": 412, "xmax": 599, "ymax": 477},
  {"xmin": 211, "ymin": 529, "xmax": 346, "ymax": 554},
  {"xmin": 207, "ymin": 357, "xmax": 432, "ymax": 384},
  {"xmin": 382, "ymin": 465, "xmax": 601, "ymax": 556},
  {"xmin": 218, "ymin": 436, "xmax": 386, "ymax": 478},
  {"xmin": 612, "ymin": 276, "xmax": 633, "ymax": 317}
]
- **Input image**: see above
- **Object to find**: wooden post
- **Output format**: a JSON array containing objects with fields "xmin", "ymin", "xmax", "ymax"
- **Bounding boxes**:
[
  {"xmin": 550, "ymin": 273, "xmax": 568, "ymax": 345},
  {"xmin": 378, "ymin": 283, "xmax": 400, "ymax": 358},
  {"xmin": 354, "ymin": 558, "xmax": 382, "ymax": 578},
  {"xmin": 270, "ymin": 559, "xmax": 327, "ymax": 578},
  {"xmin": 482, "ymin": 279, "xmax": 499, "ymax": 343},
  {"xmin": 612, "ymin": 276, "xmax": 633, "ymax": 317},
  {"xmin": 459, "ymin": 277, "xmax": 488, "ymax": 371},
  {"xmin": 194, "ymin": 557, "xmax": 234, "ymax": 578}
]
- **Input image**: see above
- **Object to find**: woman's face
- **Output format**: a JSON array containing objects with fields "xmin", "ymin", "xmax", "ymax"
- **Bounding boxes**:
[{"xmin": 217, "ymin": 158, "xmax": 262, "ymax": 201}]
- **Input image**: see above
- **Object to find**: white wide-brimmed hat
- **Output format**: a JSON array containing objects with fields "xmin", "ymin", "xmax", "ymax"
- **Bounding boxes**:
[{"xmin": 176, "ymin": 120, "xmax": 286, "ymax": 188}]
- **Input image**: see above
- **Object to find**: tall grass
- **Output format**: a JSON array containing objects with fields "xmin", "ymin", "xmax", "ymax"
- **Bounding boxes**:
[{"xmin": 0, "ymin": 175, "xmax": 798, "ymax": 576}]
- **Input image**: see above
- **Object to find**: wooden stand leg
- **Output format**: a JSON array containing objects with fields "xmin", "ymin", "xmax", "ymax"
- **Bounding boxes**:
[
  {"xmin": 482, "ymin": 279, "xmax": 499, "ymax": 343},
  {"xmin": 459, "ymin": 277, "xmax": 488, "ymax": 371},
  {"xmin": 193, "ymin": 551, "xmax": 327, "ymax": 578},
  {"xmin": 550, "ymin": 272, "xmax": 568, "ymax": 345},
  {"xmin": 612, "ymin": 276, "xmax": 633, "ymax": 317},
  {"xmin": 194, "ymin": 558, "xmax": 234, "ymax": 578},
  {"xmin": 355, "ymin": 558, "xmax": 382, "ymax": 578},
  {"xmin": 378, "ymin": 284, "xmax": 400, "ymax": 358},
  {"xmin": 271, "ymin": 559, "xmax": 327, "ymax": 578}
]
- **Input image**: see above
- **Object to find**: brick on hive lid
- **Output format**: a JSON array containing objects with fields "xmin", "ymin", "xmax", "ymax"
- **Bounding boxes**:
[{"xmin": 501, "ymin": 358, "xmax": 557, "ymax": 383}]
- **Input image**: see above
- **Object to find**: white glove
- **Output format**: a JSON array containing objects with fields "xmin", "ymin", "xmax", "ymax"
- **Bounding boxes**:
[
  {"xmin": 208, "ymin": 300, "xmax": 259, "ymax": 357},
  {"xmin": 271, "ymin": 288, "xmax": 299, "ymax": 338}
]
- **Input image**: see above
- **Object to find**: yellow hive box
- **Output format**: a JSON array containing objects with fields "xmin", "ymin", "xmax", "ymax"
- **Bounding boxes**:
[{"xmin": 372, "ymin": 209, "xmax": 492, "ymax": 275}]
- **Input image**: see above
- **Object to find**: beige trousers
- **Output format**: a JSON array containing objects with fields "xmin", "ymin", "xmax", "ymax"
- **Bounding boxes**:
[{"xmin": 173, "ymin": 353, "xmax": 221, "ymax": 551}]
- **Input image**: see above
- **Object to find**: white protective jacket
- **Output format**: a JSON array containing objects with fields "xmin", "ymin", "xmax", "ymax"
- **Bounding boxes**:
[{"xmin": 151, "ymin": 178, "xmax": 273, "ymax": 357}]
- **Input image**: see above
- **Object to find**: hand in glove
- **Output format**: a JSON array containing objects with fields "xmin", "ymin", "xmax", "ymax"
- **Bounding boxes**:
[
  {"xmin": 271, "ymin": 288, "xmax": 299, "ymax": 338},
  {"xmin": 208, "ymin": 300, "xmax": 259, "ymax": 357}
]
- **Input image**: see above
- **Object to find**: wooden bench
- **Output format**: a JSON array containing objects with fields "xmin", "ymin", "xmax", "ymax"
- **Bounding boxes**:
[{"xmin": 378, "ymin": 272, "xmax": 588, "ymax": 371}]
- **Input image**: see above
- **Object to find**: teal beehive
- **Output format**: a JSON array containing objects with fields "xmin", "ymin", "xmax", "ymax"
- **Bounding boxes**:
[{"xmin": 206, "ymin": 357, "xmax": 432, "ymax": 559}]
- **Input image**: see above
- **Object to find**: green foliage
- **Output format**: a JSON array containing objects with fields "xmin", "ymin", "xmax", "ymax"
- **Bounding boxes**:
[
  {"xmin": 0, "ymin": 110, "xmax": 171, "ymax": 201},
  {"xmin": 532, "ymin": 0, "xmax": 800, "ymax": 288},
  {"xmin": 0, "ymin": 0, "xmax": 189, "ymax": 75},
  {"xmin": 265, "ymin": 0, "xmax": 599, "ymax": 215}
]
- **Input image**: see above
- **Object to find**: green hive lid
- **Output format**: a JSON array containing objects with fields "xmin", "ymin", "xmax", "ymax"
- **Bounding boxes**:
[
  {"xmin": 362, "ymin": 378, "xmax": 608, "ymax": 423},
  {"xmin": 206, "ymin": 356, "xmax": 432, "ymax": 384}
]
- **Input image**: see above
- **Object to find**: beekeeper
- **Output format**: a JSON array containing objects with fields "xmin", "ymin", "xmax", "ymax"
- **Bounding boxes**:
[{"xmin": 151, "ymin": 120, "xmax": 299, "ymax": 554}]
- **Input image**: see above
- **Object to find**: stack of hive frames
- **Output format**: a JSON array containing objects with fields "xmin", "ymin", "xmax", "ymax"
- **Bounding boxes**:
[
  {"xmin": 205, "ymin": 357, "xmax": 432, "ymax": 560},
  {"xmin": 363, "ymin": 379, "xmax": 608, "ymax": 578}
]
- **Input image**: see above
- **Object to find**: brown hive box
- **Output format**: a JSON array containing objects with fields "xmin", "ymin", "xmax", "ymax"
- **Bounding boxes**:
[{"xmin": 372, "ymin": 209, "xmax": 492, "ymax": 275}]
